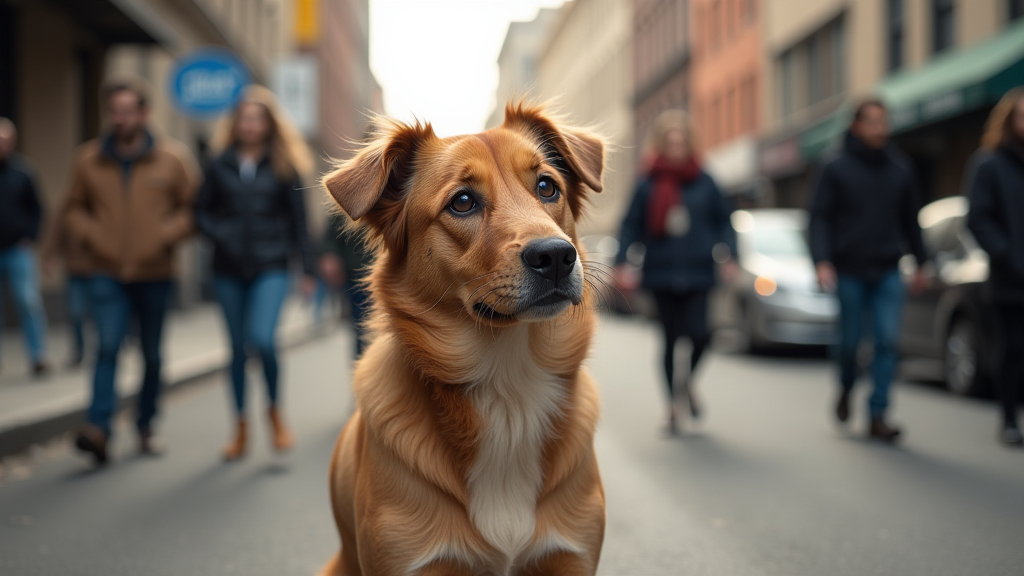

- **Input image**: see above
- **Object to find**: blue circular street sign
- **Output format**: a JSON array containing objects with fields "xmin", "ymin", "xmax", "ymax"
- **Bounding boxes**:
[{"xmin": 169, "ymin": 48, "xmax": 250, "ymax": 118}]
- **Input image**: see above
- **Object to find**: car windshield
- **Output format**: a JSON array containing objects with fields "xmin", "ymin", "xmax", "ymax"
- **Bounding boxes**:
[{"xmin": 751, "ymin": 226, "xmax": 809, "ymax": 258}]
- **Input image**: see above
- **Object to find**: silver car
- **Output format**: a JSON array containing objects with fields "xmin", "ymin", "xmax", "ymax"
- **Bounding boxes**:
[{"xmin": 723, "ymin": 209, "xmax": 839, "ymax": 352}]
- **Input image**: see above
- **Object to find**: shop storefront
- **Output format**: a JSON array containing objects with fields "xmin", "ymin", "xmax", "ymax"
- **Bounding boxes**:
[{"xmin": 759, "ymin": 18, "xmax": 1024, "ymax": 207}]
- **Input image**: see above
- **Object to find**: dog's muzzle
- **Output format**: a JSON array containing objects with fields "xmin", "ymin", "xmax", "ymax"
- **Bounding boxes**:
[{"xmin": 516, "ymin": 237, "xmax": 583, "ymax": 319}]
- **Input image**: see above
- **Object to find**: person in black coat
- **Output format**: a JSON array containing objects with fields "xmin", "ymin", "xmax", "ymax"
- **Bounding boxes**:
[
  {"xmin": 614, "ymin": 110, "xmax": 737, "ymax": 435},
  {"xmin": 195, "ymin": 86, "xmax": 316, "ymax": 460},
  {"xmin": 319, "ymin": 213, "xmax": 373, "ymax": 359},
  {"xmin": 809, "ymin": 99, "xmax": 928, "ymax": 443},
  {"xmin": 0, "ymin": 117, "xmax": 49, "ymax": 376},
  {"xmin": 967, "ymin": 88, "xmax": 1024, "ymax": 446}
]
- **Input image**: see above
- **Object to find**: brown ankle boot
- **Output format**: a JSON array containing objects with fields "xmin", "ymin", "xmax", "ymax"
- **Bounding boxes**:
[
  {"xmin": 222, "ymin": 418, "xmax": 248, "ymax": 461},
  {"xmin": 268, "ymin": 407, "xmax": 294, "ymax": 453}
]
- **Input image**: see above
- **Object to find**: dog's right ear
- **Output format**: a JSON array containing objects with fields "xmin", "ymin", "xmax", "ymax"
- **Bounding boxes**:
[{"xmin": 321, "ymin": 119, "xmax": 435, "ymax": 255}]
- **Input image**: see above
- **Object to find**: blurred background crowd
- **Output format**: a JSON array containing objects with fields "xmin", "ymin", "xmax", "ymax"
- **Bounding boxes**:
[{"xmin": 0, "ymin": 0, "xmax": 1023, "ymax": 452}]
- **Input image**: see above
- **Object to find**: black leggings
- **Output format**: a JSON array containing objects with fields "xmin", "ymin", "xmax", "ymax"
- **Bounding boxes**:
[
  {"xmin": 995, "ymin": 303, "xmax": 1024, "ymax": 427},
  {"xmin": 653, "ymin": 290, "xmax": 710, "ymax": 399}
]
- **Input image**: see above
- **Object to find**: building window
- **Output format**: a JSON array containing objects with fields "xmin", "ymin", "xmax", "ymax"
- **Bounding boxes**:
[
  {"xmin": 741, "ymin": 75, "xmax": 756, "ymax": 132},
  {"xmin": 726, "ymin": 86, "xmax": 736, "ymax": 140},
  {"xmin": 711, "ymin": 0, "xmax": 722, "ymax": 51},
  {"xmin": 807, "ymin": 35, "xmax": 820, "ymax": 105},
  {"xmin": 832, "ymin": 16, "xmax": 845, "ymax": 95},
  {"xmin": 887, "ymin": 0, "xmax": 904, "ymax": 71},
  {"xmin": 710, "ymin": 96, "xmax": 721, "ymax": 146},
  {"xmin": 809, "ymin": 17, "xmax": 844, "ymax": 106},
  {"xmin": 677, "ymin": 0, "xmax": 688, "ymax": 54},
  {"xmin": 779, "ymin": 15, "xmax": 845, "ymax": 119},
  {"xmin": 1010, "ymin": 0, "xmax": 1024, "ymax": 20},
  {"xmin": 932, "ymin": 0, "xmax": 955, "ymax": 53},
  {"xmin": 727, "ymin": 0, "xmax": 736, "ymax": 39},
  {"xmin": 780, "ymin": 51, "xmax": 793, "ymax": 119}
]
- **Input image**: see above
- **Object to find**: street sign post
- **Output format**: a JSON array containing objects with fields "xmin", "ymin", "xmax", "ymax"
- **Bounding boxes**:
[{"xmin": 169, "ymin": 48, "xmax": 249, "ymax": 118}]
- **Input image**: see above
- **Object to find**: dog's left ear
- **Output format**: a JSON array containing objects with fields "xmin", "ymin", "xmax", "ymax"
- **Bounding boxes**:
[
  {"xmin": 503, "ymin": 102, "xmax": 605, "ymax": 194},
  {"xmin": 321, "ymin": 118, "xmax": 435, "ymax": 257}
]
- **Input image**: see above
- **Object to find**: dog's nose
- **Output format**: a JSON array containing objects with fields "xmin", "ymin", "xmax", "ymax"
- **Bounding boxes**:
[{"xmin": 522, "ymin": 237, "xmax": 577, "ymax": 283}]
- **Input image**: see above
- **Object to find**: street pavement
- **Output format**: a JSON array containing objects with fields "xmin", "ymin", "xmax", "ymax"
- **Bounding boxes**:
[{"xmin": 1, "ymin": 316, "xmax": 1022, "ymax": 575}]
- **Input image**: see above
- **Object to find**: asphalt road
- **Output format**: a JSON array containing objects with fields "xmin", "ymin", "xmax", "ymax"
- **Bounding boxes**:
[{"xmin": 1, "ymin": 317, "xmax": 1022, "ymax": 575}]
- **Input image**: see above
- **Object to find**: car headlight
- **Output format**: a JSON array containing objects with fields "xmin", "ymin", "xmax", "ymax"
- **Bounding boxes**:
[{"xmin": 754, "ymin": 276, "xmax": 778, "ymax": 297}]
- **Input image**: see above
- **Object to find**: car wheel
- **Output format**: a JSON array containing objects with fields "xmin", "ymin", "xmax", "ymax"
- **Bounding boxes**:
[{"xmin": 945, "ymin": 317, "xmax": 980, "ymax": 396}]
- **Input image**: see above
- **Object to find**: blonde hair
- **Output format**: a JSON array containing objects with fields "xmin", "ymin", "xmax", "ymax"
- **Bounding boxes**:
[
  {"xmin": 981, "ymin": 88, "xmax": 1024, "ymax": 150},
  {"xmin": 210, "ymin": 85, "xmax": 314, "ymax": 180},
  {"xmin": 646, "ymin": 109, "xmax": 701, "ymax": 159}
]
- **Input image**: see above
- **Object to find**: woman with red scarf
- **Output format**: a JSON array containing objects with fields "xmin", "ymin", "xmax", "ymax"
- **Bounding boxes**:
[{"xmin": 615, "ymin": 110, "xmax": 737, "ymax": 434}]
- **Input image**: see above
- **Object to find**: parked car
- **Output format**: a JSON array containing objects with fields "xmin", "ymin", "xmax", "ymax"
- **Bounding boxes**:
[
  {"xmin": 899, "ymin": 196, "xmax": 996, "ymax": 396},
  {"xmin": 722, "ymin": 209, "xmax": 839, "ymax": 352}
]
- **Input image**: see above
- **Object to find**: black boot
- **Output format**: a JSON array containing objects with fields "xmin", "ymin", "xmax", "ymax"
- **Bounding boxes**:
[{"xmin": 869, "ymin": 418, "xmax": 902, "ymax": 443}]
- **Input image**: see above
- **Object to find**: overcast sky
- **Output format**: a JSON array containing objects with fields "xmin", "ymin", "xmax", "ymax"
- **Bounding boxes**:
[{"xmin": 369, "ymin": 0, "xmax": 565, "ymax": 137}]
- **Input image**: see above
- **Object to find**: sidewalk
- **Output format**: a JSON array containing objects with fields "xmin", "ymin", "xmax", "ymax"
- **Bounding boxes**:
[{"xmin": 0, "ymin": 297, "xmax": 334, "ymax": 458}]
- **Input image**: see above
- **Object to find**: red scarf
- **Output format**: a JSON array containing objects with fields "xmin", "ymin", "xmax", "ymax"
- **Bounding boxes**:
[{"xmin": 646, "ymin": 155, "xmax": 702, "ymax": 238}]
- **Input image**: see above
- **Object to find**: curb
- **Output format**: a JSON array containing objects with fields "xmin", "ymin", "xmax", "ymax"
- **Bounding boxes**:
[{"xmin": 0, "ymin": 324, "xmax": 336, "ymax": 459}]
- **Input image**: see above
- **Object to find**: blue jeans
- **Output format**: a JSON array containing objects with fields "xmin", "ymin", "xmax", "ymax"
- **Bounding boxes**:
[
  {"xmin": 88, "ymin": 276, "xmax": 172, "ymax": 436},
  {"xmin": 213, "ymin": 271, "xmax": 290, "ymax": 414},
  {"xmin": 0, "ymin": 245, "xmax": 48, "ymax": 364},
  {"xmin": 67, "ymin": 275, "xmax": 90, "ymax": 361},
  {"xmin": 836, "ymin": 269, "xmax": 905, "ymax": 420}
]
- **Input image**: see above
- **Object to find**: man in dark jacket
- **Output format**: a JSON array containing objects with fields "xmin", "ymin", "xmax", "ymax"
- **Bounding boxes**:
[
  {"xmin": 0, "ymin": 117, "xmax": 49, "ymax": 377},
  {"xmin": 809, "ymin": 99, "xmax": 927, "ymax": 442},
  {"xmin": 967, "ymin": 90, "xmax": 1024, "ymax": 446}
]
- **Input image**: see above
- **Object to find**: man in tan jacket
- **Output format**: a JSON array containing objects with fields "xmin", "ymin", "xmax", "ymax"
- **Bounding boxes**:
[{"xmin": 65, "ymin": 79, "xmax": 198, "ymax": 465}]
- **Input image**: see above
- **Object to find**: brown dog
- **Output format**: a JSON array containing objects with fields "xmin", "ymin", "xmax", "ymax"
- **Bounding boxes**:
[{"xmin": 318, "ymin": 103, "xmax": 606, "ymax": 576}]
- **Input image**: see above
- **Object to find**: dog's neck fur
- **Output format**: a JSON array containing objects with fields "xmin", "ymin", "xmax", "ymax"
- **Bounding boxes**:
[
  {"xmin": 464, "ymin": 323, "xmax": 567, "ymax": 561},
  {"xmin": 371, "ymin": 273, "xmax": 595, "ymax": 565}
]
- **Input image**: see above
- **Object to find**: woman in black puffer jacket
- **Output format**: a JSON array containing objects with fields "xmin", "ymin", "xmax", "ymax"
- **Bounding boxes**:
[
  {"xmin": 195, "ymin": 85, "xmax": 316, "ymax": 460},
  {"xmin": 968, "ymin": 88, "xmax": 1024, "ymax": 446}
]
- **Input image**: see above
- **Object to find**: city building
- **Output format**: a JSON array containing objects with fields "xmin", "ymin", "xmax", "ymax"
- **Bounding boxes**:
[
  {"xmin": 537, "ymin": 0, "xmax": 634, "ymax": 236},
  {"xmin": 689, "ymin": 0, "xmax": 763, "ymax": 197},
  {"xmin": 486, "ymin": 6, "xmax": 563, "ymax": 129},
  {"xmin": 293, "ymin": 0, "xmax": 383, "ymax": 242},
  {"xmin": 313, "ymin": 0, "xmax": 382, "ymax": 168},
  {"xmin": 0, "ymin": 0, "xmax": 380, "ymax": 316},
  {"xmin": 758, "ymin": 0, "xmax": 1024, "ymax": 208},
  {"xmin": 633, "ymin": 0, "xmax": 692, "ymax": 163},
  {"xmin": 2, "ymin": 0, "xmax": 293, "ymax": 310}
]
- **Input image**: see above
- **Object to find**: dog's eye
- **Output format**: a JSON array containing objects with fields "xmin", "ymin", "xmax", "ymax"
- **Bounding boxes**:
[
  {"xmin": 448, "ymin": 191, "xmax": 478, "ymax": 215},
  {"xmin": 537, "ymin": 176, "xmax": 559, "ymax": 201}
]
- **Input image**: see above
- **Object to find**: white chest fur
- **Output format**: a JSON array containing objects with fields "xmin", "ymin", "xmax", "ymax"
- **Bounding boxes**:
[{"xmin": 465, "ymin": 327, "xmax": 567, "ymax": 565}]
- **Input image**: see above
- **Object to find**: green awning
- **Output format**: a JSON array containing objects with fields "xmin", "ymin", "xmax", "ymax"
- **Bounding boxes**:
[
  {"xmin": 799, "ymin": 113, "xmax": 846, "ymax": 162},
  {"xmin": 799, "ymin": 19, "xmax": 1024, "ymax": 161},
  {"xmin": 881, "ymin": 18, "xmax": 1024, "ymax": 132}
]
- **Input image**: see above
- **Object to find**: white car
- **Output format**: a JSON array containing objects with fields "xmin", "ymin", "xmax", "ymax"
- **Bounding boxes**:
[{"xmin": 722, "ymin": 209, "xmax": 839, "ymax": 352}]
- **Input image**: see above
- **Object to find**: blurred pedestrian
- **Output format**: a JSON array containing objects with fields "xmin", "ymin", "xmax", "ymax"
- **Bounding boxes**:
[
  {"xmin": 809, "ymin": 98, "xmax": 927, "ymax": 443},
  {"xmin": 319, "ymin": 213, "xmax": 372, "ymax": 360},
  {"xmin": 66, "ymin": 79, "xmax": 198, "ymax": 465},
  {"xmin": 0, "ymin": 117, "xmax": 49, "ymax": 378},
  {"xmin": 966, "ymin": 88, "xmax": 1024, "ymax": 446},
  {"xmin": 40, "ymin": 193, "xmax": 93, "ymax": 368},
  {"xmin": 614, "ymin": 110, "xmax": 737, "ymax": 435},
  {"xmin": 195, "ymin": 85, "xmax": 317, "ymax": 461}
]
